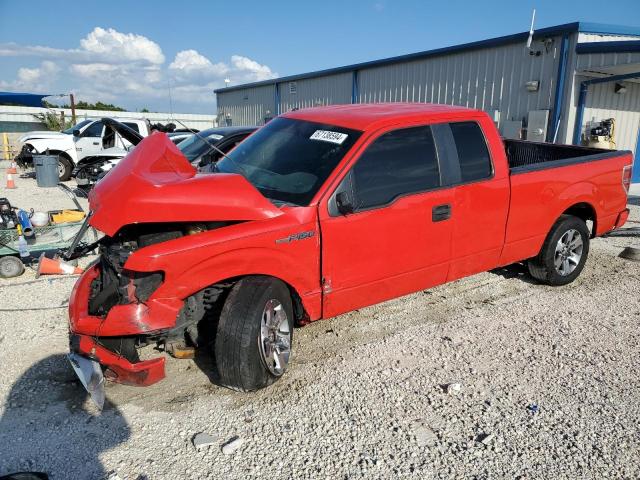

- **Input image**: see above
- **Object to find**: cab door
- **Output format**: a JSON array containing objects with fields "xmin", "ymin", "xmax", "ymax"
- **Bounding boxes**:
[
  {"xmin": 74, "ymin": 120, "xmax": 105, "ymax": 160},
  {"xmin": 443, "ymin": 119, "xmax": 510, "ymax": 280},
  {"xmin": 319, "ymin": 124, "xmax": 454, "ymax": 318}
]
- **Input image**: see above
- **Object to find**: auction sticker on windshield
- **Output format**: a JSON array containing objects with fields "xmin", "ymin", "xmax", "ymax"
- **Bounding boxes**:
[{"xmin": 310, "ymin": 130, "xmax": 348, "ymax": 144}]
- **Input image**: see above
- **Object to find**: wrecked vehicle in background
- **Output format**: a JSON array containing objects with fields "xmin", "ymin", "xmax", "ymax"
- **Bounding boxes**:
[
  {"xmin": 72, "ymin": 122, "xmax": 256, "ymax": 192},
  {"xmin": 174, "ymin": 126, "xmax": 257, "ymax": 169},
  {"xmin": 72, "ymin": 119, "xmax": 143, "ymax": 193},
  {"xmin": 67, "ymin": 103, "xmax": 632, "ymax": 406},
  {"xmin": 18, "ymin": 118, "xmax": 150, "ymax": 181}
]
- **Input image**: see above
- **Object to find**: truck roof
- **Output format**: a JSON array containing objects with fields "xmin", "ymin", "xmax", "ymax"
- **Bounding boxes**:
[{"xmin": 282, "ymin": 103, "xmax": 482, "ymax": 131}]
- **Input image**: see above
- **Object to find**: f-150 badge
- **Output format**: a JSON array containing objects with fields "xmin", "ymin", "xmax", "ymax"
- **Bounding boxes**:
[{"xmin": 276, "ymin": 231, "xmax": 315, "ymax": 244}]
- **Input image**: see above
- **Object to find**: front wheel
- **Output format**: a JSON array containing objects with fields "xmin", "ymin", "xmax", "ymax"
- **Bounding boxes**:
[
  {"xmin": 528, "ymin": 215, "xmax": 590, "ymax": 286},
  {"xmin": 214, "ymin": 276, "xmax": 294, "ymax": 391},
  {"xmin": 58, "ymin": 155, "xmax": 73, "ymax": 181}
]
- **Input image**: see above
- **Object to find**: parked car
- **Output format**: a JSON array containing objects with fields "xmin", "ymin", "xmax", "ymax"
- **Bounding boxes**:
[
  {"xmin": 167, "ymin": 131, "xmax": 193, "ymax": 145},
  {"xmin": 67, "ymin": 103, "xmax": 632, "ymax": 405},
  {"xmin": 176, "ymin": 126, "xmax": 257, "ymax": 168},
  {"xmin": 18, "ymin": 118, "xmax": 150, "ymax": 181},
  {"xmin": 72, "ymin": 124, "xmax": 256, "ymax": 192}
]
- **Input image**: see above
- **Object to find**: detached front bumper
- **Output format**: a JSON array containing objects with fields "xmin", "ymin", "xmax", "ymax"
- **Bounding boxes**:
[
  {"xmin": 69, "ymin": 333, "xmax": 165, "ymax": 386},
  {"xmin": 68, "ymin": 264, "xmax": 182, "ymax": 386}
]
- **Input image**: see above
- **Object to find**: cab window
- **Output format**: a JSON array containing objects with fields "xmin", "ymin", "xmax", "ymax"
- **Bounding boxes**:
[
  {"xmin": 352, "ymin": 125, "xmax": 440, "ymax": 211},
  {"xmin": 82, "ymin": 121, "xmax": 104, "ymax": 138},
  {"xmin": 449, "ymin": 122, "xmax": 492, "ymax": 182}
]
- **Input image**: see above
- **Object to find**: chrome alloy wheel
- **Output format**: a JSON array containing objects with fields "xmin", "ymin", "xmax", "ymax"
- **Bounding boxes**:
[
  {"xmin": 554, "ymin": 229, "xmax": 583, "ymax": 276},
  {"xmin": 258, "ymin": 299, "xmax": 291, "ymax": 376}
]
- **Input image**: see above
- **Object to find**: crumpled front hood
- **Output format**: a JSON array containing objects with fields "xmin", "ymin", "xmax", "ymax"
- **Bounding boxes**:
[
  {"xmin": 19, "ymin": 131, "xmax": 68, "ymax": 142},
  {"xmin": 89, "ymin": 133, "xmax": 282, "ymax": 236}
]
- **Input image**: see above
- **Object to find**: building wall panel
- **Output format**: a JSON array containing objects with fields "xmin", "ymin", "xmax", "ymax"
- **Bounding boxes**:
[
  {"xmin": 279, "ymin": 73, "xmax": 352, "ymax": 113},
  {"xmin": 0, "ymin": 105, "xmax": 217, "ymax": 132},
  {"xmin": 217, "ymin": 85, "xmax": 275, "ymax": 126},
  {"xmin": 576, "ymin": 50, "xmax": 640, "ymax": 72},
  {"xmin": 357, "ymin": 37, "xmax": 563, "ymax": 134},
  {"xmin": 581, "ymin": 80, "xmax": 640, "ymax": 153},
  {"xmin": 563, "ymin": 30, "xmax": 640, "ymax": 146}
]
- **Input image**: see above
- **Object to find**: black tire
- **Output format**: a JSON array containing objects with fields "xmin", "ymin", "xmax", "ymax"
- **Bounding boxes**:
[
  {"xmin": 214, "ymin": 276, "xmax": 294, "ymax": 391},
  {"xmin": 0, "ymin": 256, "xmax": 25, "ymax": 278},
  {"xmin": 527, "ymin": 215, "xmax": 590, "ymax": 286},
  {"xmin": 58, "ymin": 155, "xmax": 73, "ymax": 181}
]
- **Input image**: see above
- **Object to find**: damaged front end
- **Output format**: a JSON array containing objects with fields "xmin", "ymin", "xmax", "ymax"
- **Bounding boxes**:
[
  {"xmin": 68, "ymin": 223, "xmax": 223, "ymax": 388},
  {"xmin": 68, "ymin": 133, "xmax": 282, "ymax": 389}
]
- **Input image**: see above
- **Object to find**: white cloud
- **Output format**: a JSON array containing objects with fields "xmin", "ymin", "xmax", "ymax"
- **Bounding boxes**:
[
  {"xmin": 169, "ymin": 49, "xmax": 229, "ymax": 82},
  {"xmin": 69, "ymin": 62, "xmax": 117, "ymax": 76},
  {"xmin": 0, "ymin": 60, "xmax": 60, "ymax": 91},
  {"xmin": 0, "ymin": 28, "xmax": 277, "ymax": 112},
  {"xmin": 230, "ymin": 55, "xmax": 276, "ymax": 82},
  {"xmin": 80, "ymin": 27, "xmax": 164, "ymax": 64}
]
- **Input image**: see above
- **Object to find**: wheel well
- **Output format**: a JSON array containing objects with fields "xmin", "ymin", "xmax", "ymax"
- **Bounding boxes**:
[
  {"xmin": 562, "ymin": 202, "xmax": 597, "ymax": 237},
  {"xmin": 201, "ymin": 275, "xmax": 308, "ymax": 325},
  {"xmin": 48, "ymin": 150, "xmax": 73, "ymax": 163}
]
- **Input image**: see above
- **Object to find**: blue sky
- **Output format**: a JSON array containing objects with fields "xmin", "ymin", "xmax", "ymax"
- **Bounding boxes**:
[{"xmin": 1, "ymin": 0, "xmax": 639, "ymax": 113}]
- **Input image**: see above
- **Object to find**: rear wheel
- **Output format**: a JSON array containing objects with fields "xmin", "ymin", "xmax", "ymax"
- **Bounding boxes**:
[
  {"xmin": 214, "ymin": 276, "xmax": 293, "ymax": 391},
  {"xmin": 528, "ymin": 215, "xmax": 590, "ymax": 286}
]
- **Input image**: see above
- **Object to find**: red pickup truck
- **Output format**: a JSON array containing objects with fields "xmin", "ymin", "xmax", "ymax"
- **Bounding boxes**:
[{"xmin": 68, "ymin": 103, "xmax": 633, "ymax": 403}]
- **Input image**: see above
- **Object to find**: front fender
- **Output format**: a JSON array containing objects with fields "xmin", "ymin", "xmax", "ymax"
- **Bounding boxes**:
[
  {"xmin": 26, "ymin": 138, "xmax": 71, "ymax": 153},
  {"xmin": 124, "ymin": 217, "xmax": 323, "ymax": 320},
  {"xmin": 25, "ymin": 139, "xmax": 78, "ymax": 162},
  {"xmin": 168, "ymin": 247, "xmax": 322, "ymax": 321}
]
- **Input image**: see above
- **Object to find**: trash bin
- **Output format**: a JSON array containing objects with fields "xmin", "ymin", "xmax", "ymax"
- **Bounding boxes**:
[{"xmin": 34, "ymin": 154, "xmax": 59, "ymax": 187}]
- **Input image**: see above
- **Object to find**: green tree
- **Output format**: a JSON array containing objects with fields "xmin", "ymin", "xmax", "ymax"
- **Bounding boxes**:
[
  {"xmin": 33, "ymin": 111, "xmax": 74, "ymax": 131},
  {"xmin": 41, "ymin": 100, "xmax": 127, "ymax": 111}
]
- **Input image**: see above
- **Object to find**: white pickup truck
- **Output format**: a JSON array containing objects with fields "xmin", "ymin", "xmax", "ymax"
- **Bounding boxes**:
[{"xmin": 18, "ymin": 118, "xmax": 150, "ymax": 180}]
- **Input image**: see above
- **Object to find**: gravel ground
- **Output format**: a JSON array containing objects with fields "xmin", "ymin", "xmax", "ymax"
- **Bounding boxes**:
[{"xmin": 1, "ymin": 176, "xmax": 639, "ymax": 479}]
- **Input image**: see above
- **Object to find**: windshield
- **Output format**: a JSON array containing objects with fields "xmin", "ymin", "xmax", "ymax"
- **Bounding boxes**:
[
  {"xmin": 62, "ymin": 119, "xmax": 92, "ymax": 134},
  {"xmin": 216, "ymin": 117, "xmax": 361, "ymax": 206},
  {"xmin": 178, "ymin": 132, "xmax": 224, "ymax": 161}
]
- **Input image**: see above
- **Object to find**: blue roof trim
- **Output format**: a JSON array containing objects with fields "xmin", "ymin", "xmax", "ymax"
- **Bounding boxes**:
[
  {"xmin": 215, "ymin": 22, "xmax": 580, "ymax": 93},
  {"xmin": 577, "ymin": 22, "xmax": 640, "ymax": 36},
  {"xmin": 0, "ymin": 91, "xmax": 51, "ymax": 108},
  {"xmin": 216, "ymin": 21, "xmax": 640, "ymax": 94},
  {"xmin": 576, "ymin": 40, "xmax": 640, "ymax": 54}
]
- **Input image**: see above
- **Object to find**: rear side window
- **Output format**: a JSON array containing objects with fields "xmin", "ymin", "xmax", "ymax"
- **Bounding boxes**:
[
  {"xmin": 123, "ymin": 122, "xmax": 140, "ymax": 133},
  {"xmin": 449, "ymin": 122, "xmax": 492, "ymax": 182},
  {"xmin": 353, "ymin": 126, "xmax": 440, "ymax": 210}
]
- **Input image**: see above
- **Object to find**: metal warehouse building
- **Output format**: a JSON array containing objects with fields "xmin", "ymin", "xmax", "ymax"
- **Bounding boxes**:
[{"xmin": 215, "ymin": 22, "xmax": 640, "ymax": 180}]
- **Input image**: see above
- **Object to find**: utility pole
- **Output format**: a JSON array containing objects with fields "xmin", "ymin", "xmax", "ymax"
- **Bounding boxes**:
[{"xmin": 70, "ymin": 93, "xmax": 77, "ymax": 124}]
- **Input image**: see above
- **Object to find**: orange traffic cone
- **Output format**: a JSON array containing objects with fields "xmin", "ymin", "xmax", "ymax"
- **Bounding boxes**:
[
  {"xmin": 7, "ymin": 162, "xmax": 17, "ymax": 174},
  {"xmin": 36, "ymin": 254, "xmax": 83, "ymax": 277},
  {"xmin": 6, "ymin": 172, "xmax": 16, "ymax": 189}
]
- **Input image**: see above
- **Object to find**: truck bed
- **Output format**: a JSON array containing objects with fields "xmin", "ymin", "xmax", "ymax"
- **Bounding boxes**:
[{"xmin": 504, "ymin": 139, "xmax": 623, "ymax": 173}]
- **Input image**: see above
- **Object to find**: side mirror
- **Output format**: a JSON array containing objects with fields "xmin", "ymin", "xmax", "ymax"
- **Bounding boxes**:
[
  {"xmin": 335, "ymin": 191, "xmax": 354, "ymax": 215},
  {"xmin": 72, "ymin": 129, "xmax": 81, "ymax": 137}
]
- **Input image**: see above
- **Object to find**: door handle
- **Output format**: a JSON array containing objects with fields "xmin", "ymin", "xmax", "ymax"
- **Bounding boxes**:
[
  {"xmin": 92, "ymin": 142, "xmax": 99, "ymax": 145},
  {"xmin": 432, "ymin": 204, "xmax": 451, "ymax": 222}
]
